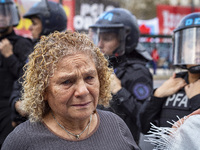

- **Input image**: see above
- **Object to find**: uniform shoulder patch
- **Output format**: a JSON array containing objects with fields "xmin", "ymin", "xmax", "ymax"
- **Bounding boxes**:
[{"xmin": 133, "ymin": 83, "xmax": 150, "ymax": 100}]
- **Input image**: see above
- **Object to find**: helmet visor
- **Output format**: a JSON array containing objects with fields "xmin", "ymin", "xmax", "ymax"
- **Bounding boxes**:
[
  {"xmin": 173, "ymin": 27, "xmax": 200, "ymax": 66},
  {"xmin": 89, "ymin": 27, "xmax": 125, "ymax": 57},
  {"xmin": 0, "ymin": 3, "xmax": 19, "ymax": 27}
]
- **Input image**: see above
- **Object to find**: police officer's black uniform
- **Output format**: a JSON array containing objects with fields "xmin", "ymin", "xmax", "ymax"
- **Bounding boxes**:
[
  {"xmin": 0, "ymin": 31, "xmax": 33, "ymax": 146},
  {"xmin": 0, "ymin": 1, "xmax": 33, "ymax": 146},
  {"xmin": 109, "ymin": 54, "xmax": 153, "ymax": 143},
  {"xmin": 139, "ymin": 12, "xmax": 200, "ymax": 135},
  {"xmin": 140, "ymin": 72, "xmax": 200, "ymax": 134},
  {"xmin": 90, "ymin": 8, "xmax": 153, "ymax": 144}
]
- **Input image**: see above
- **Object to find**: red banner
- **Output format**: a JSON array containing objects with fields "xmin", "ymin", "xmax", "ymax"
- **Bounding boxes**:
[
  {"xmin": 157, "ymin": 5, "xmax": 200, "ymax": 35},
  {"xmin": 62, "ymin": 0, "xmax": 75, "ymax": 31}
]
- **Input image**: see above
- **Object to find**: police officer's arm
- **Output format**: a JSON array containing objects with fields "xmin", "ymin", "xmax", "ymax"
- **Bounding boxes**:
[
  {"xmin": 139, "ymin": 91, "xmax": 166, "ymax": 134},
  {"xmin": 9, "ymin": 79, "xmax": 27, "ymax": 127},
  {"xmin": 110, "ymin": 74, "xmax": 139, "ymax": 117},
  {"xmin": 139, "ymin": 73, "xmax": 187, "ymax": 134},
  {"xmin": 110, "ymin": 64, "xmax": 153, "ymax": 118},
  {"xmin": 9, "ymin": 80, "xmax": 27, "ymax": 116},
  {"xmin": 4, "ymin": 38, "xmax": 33, "ymax": 78},
  {"xmin": 110, "ymin": 80, "xmax": 144, "ymax": 127}
]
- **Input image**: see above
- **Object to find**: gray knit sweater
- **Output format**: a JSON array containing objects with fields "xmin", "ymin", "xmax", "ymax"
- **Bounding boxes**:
[{"xmin": 2, "ymin": 109, "xmax": 140, "ymax": 150}]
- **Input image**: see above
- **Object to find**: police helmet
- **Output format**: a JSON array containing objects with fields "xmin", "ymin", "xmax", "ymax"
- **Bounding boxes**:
[
  {"xmin": 89, "ymin": 8, "xmax": 151, "ymax": 60},
  {"xmin": 0, "ymin": 0, "xmax": 20, "ymax": 28},
  {"xmin": 173, "ymin": 12, "xmax": 200, "ymax": 73},
  {"xmin": 23, "ymin": 0, "xmax": 67, "ymax": 36}
]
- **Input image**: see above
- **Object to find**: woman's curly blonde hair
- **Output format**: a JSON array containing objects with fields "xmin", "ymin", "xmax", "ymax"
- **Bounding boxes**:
[{"xmin": 21, "ymin": 31, "xmax": 113, "ymax": 122}]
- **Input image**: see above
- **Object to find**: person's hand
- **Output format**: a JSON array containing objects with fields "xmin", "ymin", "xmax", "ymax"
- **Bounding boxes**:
[
  {"xmin": 172, "ymin": 109, "xmax": 200, "ymax": 129},
  {"xmin": 0, "ymin": 38, "xmax": 13, "ymax": 58},
  {"xmin": 15, "ymin": 101, "xmax": 27, "ymax": 117},
  {"xmin": 12, "ymin": 121, "xmax": 18, "ymax": 127},
  {"xmin": 110, "ymin": 74, "xmax": 122, "ymax": 95},
  {"xmin": 12, "ymin": 101, "xmax": 27, "ymax": 127},
  {"xmin": 185, "ymin": 79, "xmax": 200, "ymax": 99},
  {"xmin": 154, "ymin": 73, "xmax": 187, "ymax": 98}
]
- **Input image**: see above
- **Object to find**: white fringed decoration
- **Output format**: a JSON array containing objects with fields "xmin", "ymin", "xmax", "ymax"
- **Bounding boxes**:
[{"xmin": 145, "ymin": 115, "xmax": 200, "ymax": 150}]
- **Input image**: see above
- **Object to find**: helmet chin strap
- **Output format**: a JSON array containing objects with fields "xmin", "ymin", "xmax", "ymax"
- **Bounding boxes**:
[
  {"xmin": 187, "ymin": 65, "xmax": 200, "ymax": 74},
  {"xmin": 112, "ymin": 47, "xmax": 120, "ymax": 57},
  {"xmin": 112, "ymin": 45, "xmax": 125, "ymax": 57}
]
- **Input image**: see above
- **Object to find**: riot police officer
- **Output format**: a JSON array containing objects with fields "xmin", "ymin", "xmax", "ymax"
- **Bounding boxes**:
[
  {"xmin": 23, "ymin": 0, "xmax": 67, "ymax": 43},
  {"xmin": 9, "ymin": 0, "xmax": 67, "ymax": 127},
  {"xmin": 89, "ymin": 8, "xmax": 153, "ymax": 144},
  {"xmin": 0, "ymin": 0, "xmax": 33, "ymax": 147},
  {"xmin": 139, "ymin": 12, "xmax": 200, "ymax": 134}
]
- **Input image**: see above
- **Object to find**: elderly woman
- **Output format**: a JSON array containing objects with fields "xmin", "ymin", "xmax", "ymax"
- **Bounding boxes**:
[{"xmin": 2, "ymin": 31, "xmax": 140, "ymax": 150}]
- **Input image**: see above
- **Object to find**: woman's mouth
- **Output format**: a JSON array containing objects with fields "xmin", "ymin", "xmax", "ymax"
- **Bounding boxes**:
[{"xmin": 72, "ymin": 101, "xmax": 91, "ymax": 107}]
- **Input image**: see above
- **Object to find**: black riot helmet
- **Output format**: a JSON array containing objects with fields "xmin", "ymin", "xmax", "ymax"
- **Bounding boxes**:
[
  {"xmin": 173, "ymin": 12, "xmax": 200, "ymax": 73},
  {"xmin": 23, "ymin": 0, "xmax": 67, "ymax": 36},
  {"xmin": 89, "ymin": 8, "xmax": 151, "ymax": 60},
  {"xmin": 0, "ymin": 0, "xmax": 20, "ymax": 33}
]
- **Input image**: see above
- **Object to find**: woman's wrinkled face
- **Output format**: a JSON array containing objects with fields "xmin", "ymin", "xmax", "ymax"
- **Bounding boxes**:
[
  {"xmin": 29, "ymin": 17, "xmax": 42, "ymax": 40},
  {"xmin": 45, "ymin": 53, "xmax": 100, "ymax": 121}
]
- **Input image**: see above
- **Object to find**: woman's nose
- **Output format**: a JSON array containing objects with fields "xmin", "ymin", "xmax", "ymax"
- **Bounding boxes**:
[{"xmin": 74, "ymin": 80, "xmax": 89, "ymax": 97}]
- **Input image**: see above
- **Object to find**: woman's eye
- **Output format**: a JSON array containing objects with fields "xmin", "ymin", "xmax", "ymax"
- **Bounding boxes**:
[
  {"xmin": 86, "ymin": 76, "xmax": 94, "ymax": 80},
  {"xmin": 63, "ymin": 80, "xmax": 71, "ymax": 84}
]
